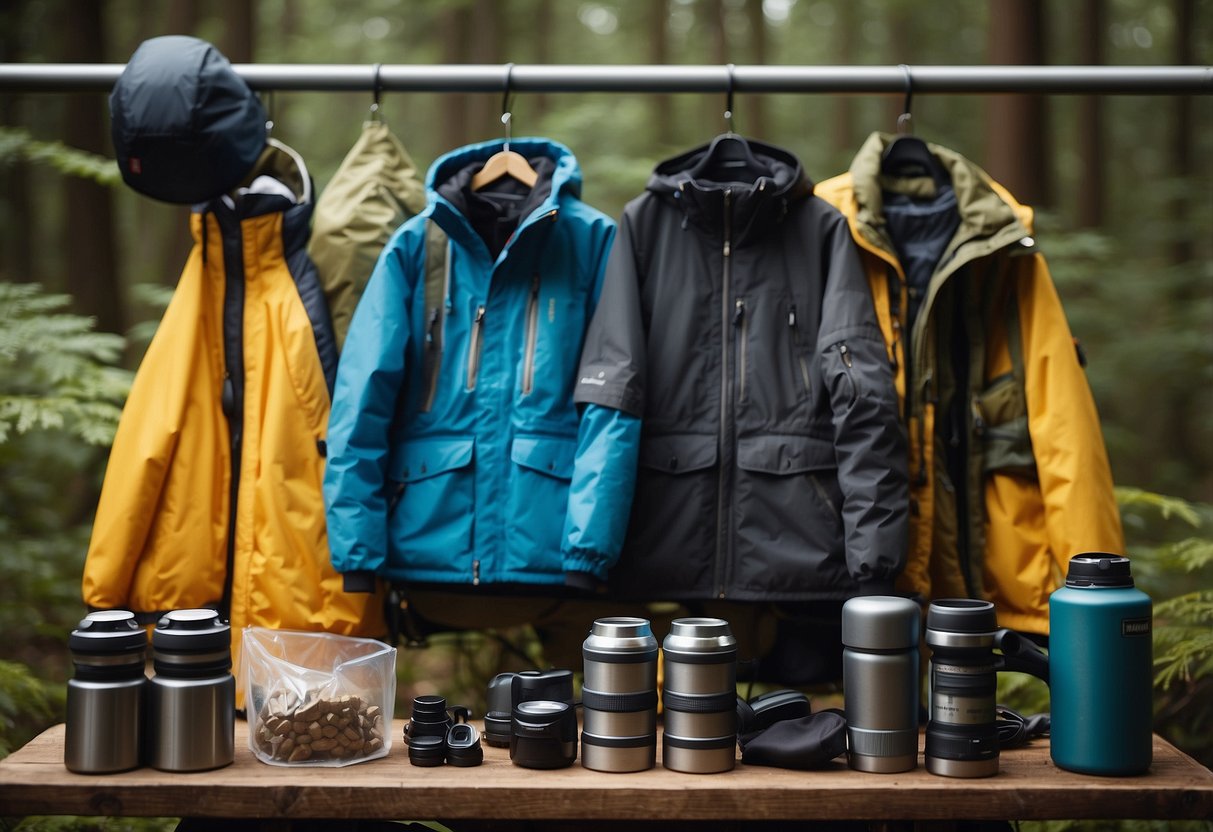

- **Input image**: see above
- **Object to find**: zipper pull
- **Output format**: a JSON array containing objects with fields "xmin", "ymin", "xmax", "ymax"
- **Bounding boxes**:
[
  {"xmin": 425, "ymin": 307, "xmax": 440, "ymax": 344},
  {"xmin": 723, "ymin": 239, "xmax": 731, "ymax": 257},
  {"xmin": 531, "ymin": 273, "xmax": 540, "ymax": 296},
  {"xmin": 472, "ymin": 560, "xmax": 481, "ymax": 586},
  {"xmin": 788, "ymin": 304, "xmax": 797, "ymax": 328},
  {"xmin": 474, "ymin": 305, "xmax": 486, "ymax": 324},
  {"xmin": 839, "ymin": 343, "xmax": 853, "ymax": 368},
  {"xmin": 733, "ymin": 298, "xmax": 745, "ymax": 326}
]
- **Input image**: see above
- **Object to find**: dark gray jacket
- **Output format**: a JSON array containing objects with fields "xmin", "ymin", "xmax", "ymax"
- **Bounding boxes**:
[{"xmin": 574, "ymin": 138, "xmax": 907, "ymax": 601}]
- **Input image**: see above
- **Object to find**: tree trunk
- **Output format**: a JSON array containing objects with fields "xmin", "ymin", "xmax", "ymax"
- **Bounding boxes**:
[
  {"xmin": 984, "ymin": 0, "xmax": 1052, "ymax": 207},
  {"xmin": 219, "ymin": 0, "xmax": 255, "ymax": 62},
  {"xmin": 648, "ymin": 0, "xmax": 674, "ymax": 147},
  {"xmin": 833, "ymin": 0, "xmax": 858, "ymax": 162},
  {"xmin": 63, "ymin": 0, "xmax": 123, "ymax": 334},
  {"xmin": 471, "ymin": 0, "xmax": 507, "ymax": 141},
  {"xmin": 745, "ymin": 0, "xmax": 768, "ymax": 139},
  {"xmin": 705, "ymin": 0, "xmax": 728, "ymax": 132},
  {"xmin": 534, "ymin": 0, "xmax": 554, "ymax": 119},
  {"xmin": 1076, "ymin": 0, "xmax": 1105, "ymax": 228},
  {"xmin": 440, "ymin": 3, "xmax": 472, "ymax": 152},
  {"xmin": 0, "ymin": 1, "xmax": 34, "ymax": 284},
  {"xmin": 1170, "ymin": 0, "xmax": 1194, "ymax": 266}
]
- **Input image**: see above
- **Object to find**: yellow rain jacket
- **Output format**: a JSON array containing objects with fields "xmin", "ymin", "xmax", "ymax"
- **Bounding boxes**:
[
  {"xmin": 816, "ymin": 133, "xmax": 1123, "ymax": 634},
  {"xmin": 83, "ymin": 142, "xmax": 382, "ymax": 679}
]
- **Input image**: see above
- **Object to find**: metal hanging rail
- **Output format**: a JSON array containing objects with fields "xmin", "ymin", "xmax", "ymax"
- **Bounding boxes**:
[{"xmin": 0, "ymin": 64, "xmax": 1210, "ymax": 94}]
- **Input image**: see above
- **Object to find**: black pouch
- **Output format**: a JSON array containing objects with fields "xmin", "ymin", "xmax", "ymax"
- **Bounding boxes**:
[{"xmin": 738, "ymin": 710, "xmax": 848, "ymax": 770}]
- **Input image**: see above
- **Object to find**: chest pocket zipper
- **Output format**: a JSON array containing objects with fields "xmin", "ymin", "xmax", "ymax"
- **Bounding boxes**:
[
  {"xmin": 789, "ymin": 304, "xmax": 811, "ymax": 396},
  {"xmin": 734, "ymin": 298, "xmax": 748, "ymax": 402},
  {"xmin": 521, "ymin": 273, "xmax": 540, "ymax": 396},
  {"xmin": 466, "ymin": 304, "xmax": 486, "ymax": 390}
]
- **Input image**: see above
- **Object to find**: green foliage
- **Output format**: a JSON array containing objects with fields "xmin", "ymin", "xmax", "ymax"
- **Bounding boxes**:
[
  {"xmin": 0, "ymin": 283, "xmax": 132, "ymax": 446},
  {"xmin": 0, "ymin": 661, "xmax": 61, "ymax": 758},
  {"xmin": 0, "ymin": 128, "xmax": 121, "ymax": 188},
  {"xmin": 2, "ymin": 818, "xmax": 178, "ymax": 831}
]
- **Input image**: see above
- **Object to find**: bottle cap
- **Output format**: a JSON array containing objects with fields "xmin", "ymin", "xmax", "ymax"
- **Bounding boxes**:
[
  {"xmin": 69, "ymin": 610, "xmax": 147, "ymax": 657},
  {"xmin": 841, "ymin": 596, "xmax": 921, "ymax": 650},
  {"xmin": 1065, "ymin": 554, "xmax": 1134, "ymax": 588}
]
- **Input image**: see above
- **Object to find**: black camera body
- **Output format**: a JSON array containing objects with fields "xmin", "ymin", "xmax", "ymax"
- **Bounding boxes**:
[{"xmin": 484, "ymin": 669, "xmax": 575, "ymax": 748}]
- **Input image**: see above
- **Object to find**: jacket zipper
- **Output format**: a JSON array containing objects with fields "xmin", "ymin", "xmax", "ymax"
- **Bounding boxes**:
[
  {"xmin": 422, "ymin": 239, "xmax": 452, "ymax": 413},
  {"xmin": 217, "ymin": 210, "xmax": 244, "ymax": 623},
  {"xmin": 789, "ymin": 304, "xmax": 811, "ymax": 395},
  {"xmin": 734, "ymin": 298, "xmax": 747, "ymax": 402},
  {"xmin": 472, "ymin": 559, "xmax": 480, "ymax": 586},
  {"xmin": 715, "ymin": 188, "xmax": 733, "ymax": 600},
  {"xmin": 521, "ymin": 273, "xmax": 540, "ymax": 396},
  {"xmin": 466, "ymin": 304, "xmax": 485, "ymax": 390}
]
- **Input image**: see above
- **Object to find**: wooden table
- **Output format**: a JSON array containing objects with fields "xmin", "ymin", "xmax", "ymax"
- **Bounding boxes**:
[{"xmin": 2, "ymin": 721, "xmax": 1211, "ymax": 829}]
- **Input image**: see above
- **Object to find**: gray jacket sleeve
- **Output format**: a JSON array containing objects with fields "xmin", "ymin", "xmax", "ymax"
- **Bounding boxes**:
[
  {"xmin": 816, "ymin": 214, "xmax": 909, "ymax": 592},
  {"xmin": 573, "ymin": 211, "xmax": 646, "ymax": 417}
]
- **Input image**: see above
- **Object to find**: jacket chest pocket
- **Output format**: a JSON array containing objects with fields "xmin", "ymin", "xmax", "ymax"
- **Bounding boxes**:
[
  {"xmin": 389, "ymin": 437, "xmax": 476, "ymax": 567},
  {"xmin": 504, "ymin": 434, "xmax": 576, "ymax": 575},
  {"xmin": 520, "ymin": 282, "xmax": 588, "ymax": 404}
]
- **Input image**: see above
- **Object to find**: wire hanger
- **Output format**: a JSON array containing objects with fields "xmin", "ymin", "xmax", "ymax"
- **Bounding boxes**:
[
  {"xmin": 368, "ymin": 62, "xmax": 384, "ymax": 123},
  {"xmin": 687, "ymin": 63, "xmax": 769, "ymax": 184},
  {"xmin": 881, "ymin": 64, "xmax": 943, "ymax": 184},
  {"xmin": 471, "ymin": 62, "xmax": 538, "ymax": 191}
]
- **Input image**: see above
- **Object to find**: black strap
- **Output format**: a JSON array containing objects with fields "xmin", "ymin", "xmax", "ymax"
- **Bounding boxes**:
[{"xmin": 996, "ymin": 704, "xmax": 1050, "ymax": 749}]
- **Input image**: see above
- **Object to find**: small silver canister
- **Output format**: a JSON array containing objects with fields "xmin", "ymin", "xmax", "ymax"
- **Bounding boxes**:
[
  {"xmin": 149, "ymin": 609, "xmax": 235, "ymax": 772},
  {"xmin": 841, "ymin": 595, "xmax": 921, "ymax": 773},
  {"xmin": 65, "ymin": 610, "xmax": 147, "ymax": 774},
  {"xmin": 581, "ymin": 616, "xmax": 659, "ymax": 772},
  {"xmin": 661, "ymin": 617, "xmax": 738, "ymax": 774}
]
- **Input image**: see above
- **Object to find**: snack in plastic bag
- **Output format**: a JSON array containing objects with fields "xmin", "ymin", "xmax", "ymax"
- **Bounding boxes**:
[{"xmin": 243, "ymin": 627, "xmax": 396, "ymax": 766}]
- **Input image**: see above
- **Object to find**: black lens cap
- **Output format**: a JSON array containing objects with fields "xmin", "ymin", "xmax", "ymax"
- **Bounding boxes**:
[
  {"xmin": 446, "ymin": 723, "xmax": 484, "ymax": 767},
  {"xmin": 408, "ymin": 733, "xmax": 446, "ymax": 767}
]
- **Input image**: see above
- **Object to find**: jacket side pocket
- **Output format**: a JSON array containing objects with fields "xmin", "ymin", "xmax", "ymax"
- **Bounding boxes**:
[
  {"xmin": 388, "ymin": 437, "xmax": 476, "ymax": 572},
  {"xmin": 503, "ymin": 434, "xmax": 577, "ymax": 577}
]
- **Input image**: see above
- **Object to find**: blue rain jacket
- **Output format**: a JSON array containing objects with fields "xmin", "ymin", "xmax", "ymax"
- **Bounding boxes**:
[{"xmin": 324, "ymin": 138, "xmax": 638, "ymax": 590}]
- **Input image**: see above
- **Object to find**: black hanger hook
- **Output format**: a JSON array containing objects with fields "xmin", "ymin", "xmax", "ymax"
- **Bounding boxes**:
[
  {"xmin": 897, "ymin": 63, "xmax": 913, "ymax": 134},
  {"xmin": 501, "ymin": 62, "xmax": 516, "ymax": 152},
  {"xmin": 370, "ymin": 62, "xmax": 383, "ymax": 121},
  {"xmin": 724, "ymin": 63, "xmax": 736, "ymax": 134}
]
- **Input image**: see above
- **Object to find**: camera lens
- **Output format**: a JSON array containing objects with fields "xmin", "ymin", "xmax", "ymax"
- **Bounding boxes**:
[
  {"xmin": 581, "ymin": 617, "xmax": 659, "ymax": 773},
  {"xmin": 661, "ymin": 618, "xmax": 738, "ymax": 774},
  {"xmin": 924, "ymin": 599, "xmax": 1001, "ymax": 778},
  {"xmin": 405, "ymin": 695, "xmax": 453, "ymax": 745},
  {"xmin": 510, "ymin": 700, "xmax": 578, "ymax": 769}
]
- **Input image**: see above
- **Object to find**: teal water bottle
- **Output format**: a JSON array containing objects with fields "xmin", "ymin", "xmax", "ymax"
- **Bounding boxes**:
[{"xmin": 1049, "ymin": 554, "xmax": 1152, "ymax": 775}]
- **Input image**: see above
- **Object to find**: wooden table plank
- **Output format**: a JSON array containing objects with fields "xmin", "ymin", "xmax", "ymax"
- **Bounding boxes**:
[{"xmin": 1, "ymin": 721, "xmax": 1210, "ymax": 821}]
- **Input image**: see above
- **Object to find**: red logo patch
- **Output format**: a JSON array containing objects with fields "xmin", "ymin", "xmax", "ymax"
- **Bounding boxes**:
[{"xmin": 129, "ymin": 157, "xmax": 142, "ymax": 174}]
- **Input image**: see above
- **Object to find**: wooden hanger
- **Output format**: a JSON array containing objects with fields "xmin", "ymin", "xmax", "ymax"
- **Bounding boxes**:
[
  {"xmin": 471, "ymin": 146, "xmax": 537, "ymax": 190},
  {"xmin": 471, "ymin": 63, "xmax": 537, "ymax": 191}
]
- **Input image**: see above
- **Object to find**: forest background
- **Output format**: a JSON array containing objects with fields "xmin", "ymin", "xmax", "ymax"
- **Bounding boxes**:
[{"xmin": 0, "ymin": 0, "xmax": 1211, "ymax": 827}]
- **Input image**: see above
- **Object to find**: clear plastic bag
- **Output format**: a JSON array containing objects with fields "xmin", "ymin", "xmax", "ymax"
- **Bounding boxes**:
[{"xmin": 243, "ymin": 627, "xmax": 396, "ymax": 766}]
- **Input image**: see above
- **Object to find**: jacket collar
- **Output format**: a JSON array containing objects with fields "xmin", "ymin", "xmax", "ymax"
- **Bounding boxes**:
[
  {"xmin": 647, "ymin": 137, "xmax": 812, "ymax": 248},
  {"xmin": 847, "ymin": 131, "xmax": 1033, "ymax": 258},
  {"xmin": 424, "ymin": 137, "xmax": 578, "ymax": 260}
]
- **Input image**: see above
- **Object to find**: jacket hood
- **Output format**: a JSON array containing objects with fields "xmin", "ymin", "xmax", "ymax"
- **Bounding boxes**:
[
  {"xmin": 647, "ymin": 137, "xmax": 813, "ymax": 247},
  {"xmin": 834, "ymin": 132, "xmax": 1033, "ymax": 255}
]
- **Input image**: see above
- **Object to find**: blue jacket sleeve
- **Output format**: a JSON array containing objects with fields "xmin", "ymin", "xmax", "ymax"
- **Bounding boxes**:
[
  {"xmin": 562, "ymin": 403, "xmax": 641, "ymax": 581},
  {"xmin": 323, "ymin": 228, "xmax": 417, "ymax": 579}
]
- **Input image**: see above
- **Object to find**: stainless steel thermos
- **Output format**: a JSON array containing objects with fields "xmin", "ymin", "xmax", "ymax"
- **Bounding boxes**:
[
  {"xmin": 661, "ymin": 617, "xmax": 738, "ymax": 774},
  {"xmin": 149, "ymin": 609, "xmax": 235, "ymax": 771},
  {"xmin": 841, "ymin": 596, "xmax": 921, "ymax": 773},
  {"xmin": 580, "ymin": 617, "xmax": 659, "ymax": 773},
  {"xmin": 65, "ymin": 610, "xmax": 148, "ymax": 774},
  {"xmin": 1050, "ymin": 554, "xmax": 1153, "ymax": 775}
]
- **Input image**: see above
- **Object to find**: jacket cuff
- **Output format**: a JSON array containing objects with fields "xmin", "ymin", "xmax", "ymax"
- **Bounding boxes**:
[{"xmin": 342, "ymin": 570, "xmax": 377, "ymax": 593}]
